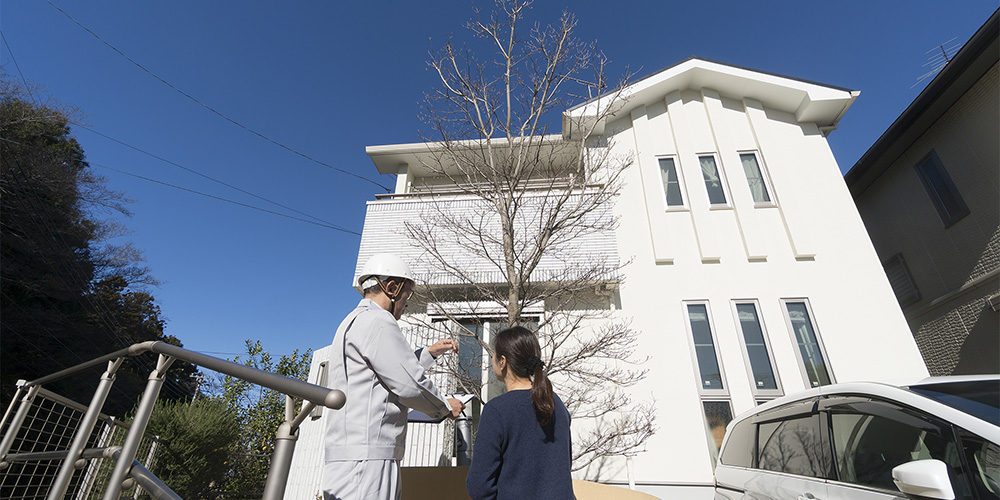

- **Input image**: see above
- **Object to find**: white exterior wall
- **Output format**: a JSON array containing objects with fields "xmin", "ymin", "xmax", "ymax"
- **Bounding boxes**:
[
  {"xmin": 287, "ymin": 58, "xmax": 931, "ymax": 500},
  {"xmin": 601, "ymin": 86, "xmax": 928, "ymax": 497},
  {"xmin": 284, "ymin": 345, "xmax": 332, "ymax": 500}
]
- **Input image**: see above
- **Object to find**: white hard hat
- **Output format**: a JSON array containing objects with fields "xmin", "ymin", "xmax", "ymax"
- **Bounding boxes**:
[{"xmin": 357, "ymin": 253, "xmax": 415, "ymax": 289}]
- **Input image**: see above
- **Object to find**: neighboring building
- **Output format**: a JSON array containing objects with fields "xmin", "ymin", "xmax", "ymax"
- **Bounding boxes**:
[
  {"xmin": 286, "ymin": 57, "xmax": 929, "ymax": 500},
  {"xmin": 845, "ymin": 10, "xmax": 999, "ymax": 377}
]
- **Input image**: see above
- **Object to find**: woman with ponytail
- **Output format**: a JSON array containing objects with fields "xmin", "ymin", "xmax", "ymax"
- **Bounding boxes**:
[{"xmin": 466, "ymin": 326, "xmax": 574, "ymax": 500}]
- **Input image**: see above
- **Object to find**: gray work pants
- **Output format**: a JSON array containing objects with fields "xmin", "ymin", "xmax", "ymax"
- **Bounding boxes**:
[{"xmin": 321, "ymin": 460, "xmax": 401, "ymax": 500}]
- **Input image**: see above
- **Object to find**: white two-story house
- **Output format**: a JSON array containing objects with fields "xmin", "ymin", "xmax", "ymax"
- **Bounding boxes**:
[{"xmin": 285, "ymin": 57, "xmax": 929, "ymax": 500}]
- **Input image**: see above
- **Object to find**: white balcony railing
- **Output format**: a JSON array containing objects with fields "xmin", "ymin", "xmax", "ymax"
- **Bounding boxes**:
[{"xmin": 356, "ymin": 191, "xmax": 620, "ymax": 287}]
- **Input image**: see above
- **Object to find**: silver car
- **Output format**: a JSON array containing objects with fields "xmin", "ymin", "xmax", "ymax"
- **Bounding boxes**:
[{"xmin": 714, "ymin": 376, "xmax": 999, "ymax": 500}]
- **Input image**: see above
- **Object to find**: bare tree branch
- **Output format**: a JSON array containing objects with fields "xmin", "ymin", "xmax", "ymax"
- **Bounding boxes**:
[{"xmin": 406, "ymin": 0, "xmax": 653, "ymax": 472}]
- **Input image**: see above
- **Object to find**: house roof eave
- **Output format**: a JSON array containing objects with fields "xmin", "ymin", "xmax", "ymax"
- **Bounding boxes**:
[{"xmin": 845, "ymin": 9, "xmax": 999, "ymax": 197}]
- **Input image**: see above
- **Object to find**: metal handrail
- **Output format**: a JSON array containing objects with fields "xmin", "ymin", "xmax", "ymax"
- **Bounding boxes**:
[
  {"xmin": 1, "ymin": 340, "xmax": 345, "ymax": 500},
  {"xmin": 24, "ymin": 341, "xmax": 346, "ymax": 410}
]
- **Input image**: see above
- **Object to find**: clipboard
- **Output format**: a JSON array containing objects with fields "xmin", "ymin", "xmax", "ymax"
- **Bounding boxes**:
[{"xmin": 407, "ymin": 394, "xmax": 475, "ymax": 423}]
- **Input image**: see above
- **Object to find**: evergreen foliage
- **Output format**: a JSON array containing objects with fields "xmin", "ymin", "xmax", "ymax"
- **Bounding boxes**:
[
  {"xmin": 0, "ymin": 76, "xmax": 198, "ymax": 414},
  {"xmin": 145, "ymin": 398, "xmax": 240, "ymax": 499}
]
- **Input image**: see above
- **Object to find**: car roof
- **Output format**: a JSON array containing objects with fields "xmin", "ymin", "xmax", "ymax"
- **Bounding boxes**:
[{"xmin": 727, "ymin": 376, "xmax": 1000, "ymax": 444}]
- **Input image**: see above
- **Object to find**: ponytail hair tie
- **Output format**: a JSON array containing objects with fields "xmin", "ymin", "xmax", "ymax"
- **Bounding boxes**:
[{"xmin": 528, "ymin": 356, "xmax": 545, "ymax": 372}]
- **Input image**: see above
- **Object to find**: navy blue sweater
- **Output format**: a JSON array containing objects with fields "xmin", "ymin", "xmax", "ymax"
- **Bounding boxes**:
[{"xmin": 466, "ymin": 389, "xmax": 574, "ymax": 500}]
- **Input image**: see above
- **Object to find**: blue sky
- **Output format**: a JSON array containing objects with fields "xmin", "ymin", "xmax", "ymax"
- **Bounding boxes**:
[{"xmin": 2, "ymin": 1, "xmax": 996, "ymax": 361}]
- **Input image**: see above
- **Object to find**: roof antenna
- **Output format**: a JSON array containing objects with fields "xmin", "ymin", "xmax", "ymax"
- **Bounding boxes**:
[{"xmin": 912, "ymin": 37, "xmax": 962, "ymax": 89}]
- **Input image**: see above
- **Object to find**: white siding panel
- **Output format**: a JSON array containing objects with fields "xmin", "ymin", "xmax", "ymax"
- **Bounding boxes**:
[
  {"xmin": 629, "ymin": 105, "xmax": 676, "ymax": 263},
  {"xmin": 702, "ymin": 89, "xmax": 769, "ymax": 261},
  {"xmin": 356, "ymin": 193, "xmax": 620, "ymax": 286},
  {"xmin": 744, "ymin": 98, "xmax": 817, "ymax": 258}
]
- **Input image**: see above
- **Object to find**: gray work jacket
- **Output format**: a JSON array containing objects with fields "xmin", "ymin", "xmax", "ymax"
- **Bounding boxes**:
[{"xmin": 323, "ymin": 299, "xmax": 451, "ymax": 461}]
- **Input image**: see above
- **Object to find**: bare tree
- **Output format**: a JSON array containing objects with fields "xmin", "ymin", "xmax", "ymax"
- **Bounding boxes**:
[{"xmin": 401, "ymin": 0, "xmax": 654, "ymax": 472}]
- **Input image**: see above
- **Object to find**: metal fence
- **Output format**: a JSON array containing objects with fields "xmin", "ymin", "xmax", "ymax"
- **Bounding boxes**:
[
  {"xmin": 0, "ymin": 341, "xmax": 346, "ymax": 500},
  {"xmin": 0, "ymin": 387, "xmax": 158, "ymax": 500}
]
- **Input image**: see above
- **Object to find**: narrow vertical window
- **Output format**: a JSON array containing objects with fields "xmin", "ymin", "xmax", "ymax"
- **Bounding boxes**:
[
  {"xmin": 782, "ymin": 300, "xmax": 832, "ymax": 388},
  {"xmin": 914, "ymin": 150, "xmax": 969, "ymax": 227},
  {"xmin": 739, "ymin": 153, "xmax": 773, "ymax": 204},
  {"xmin": 686, "ymin": 303, "xmax": 725, "ymax": 391},
  {"xmin": 685, "ymin": 301, "xmax": 732, "ymax": 466},
  {"xmin": 734, "ymin": 302, "xmax": 780, "ymax": 395},
  {"xmin": 658, "ymin": 157, "xmax": 685, "ymax": 207},
  {"xmin": 698, "ymin": 155, "xmax": 728, "ymax": 206}
]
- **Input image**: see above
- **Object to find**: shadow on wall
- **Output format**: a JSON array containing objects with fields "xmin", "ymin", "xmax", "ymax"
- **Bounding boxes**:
[{"xmin": 953, "ymin": 304, "xmax": 1000, "ymax": 375}]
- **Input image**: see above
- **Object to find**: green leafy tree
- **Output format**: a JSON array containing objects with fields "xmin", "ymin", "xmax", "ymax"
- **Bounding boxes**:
[
  {"xmin": 87, "ymin": 276, "xmax": 201, "ymax": 415},
  {"xmin": 214, "ymin": 340, "xmax": 312, "ymax": 498},
  {"xmin": 0, "ymin": 75, "xmax": 195, "ymax": 412},
  {"xmin": 144, "ymin": 398, "xmax": 240, "ymax": 499}
]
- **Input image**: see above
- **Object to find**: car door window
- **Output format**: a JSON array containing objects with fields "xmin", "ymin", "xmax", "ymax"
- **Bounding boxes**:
[
  {"xmin": 757, "ymin": 413, "xmax": 831, "ymax": 478},
  {"xmin": 958, "ymin": 429, "xmax": 1000, "ymax": 499},
  {"xmin": 825, "ymin": 398, "xmax": 973, "ymax": 498}
]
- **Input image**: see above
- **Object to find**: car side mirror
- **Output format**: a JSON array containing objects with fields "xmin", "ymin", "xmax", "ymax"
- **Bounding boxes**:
[{"xmin": 892, "ymin": 459, "xmax": 955, "ymax": 500}]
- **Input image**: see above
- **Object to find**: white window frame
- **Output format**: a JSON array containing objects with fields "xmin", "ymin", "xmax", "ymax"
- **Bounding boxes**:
[
  {"xmin": 737, "ymin": 150, "xmax": 778, "ymax": 208},
  {"xmin": 779, "ymin": 298, "xmax": 836, "ymax": 389},
  {"xmin": 730, "ymin": 300, "xmax": 783, "ymax": 398},
  {"xmin": 656, "ymin": 155, "xmax": 689, "ymax": 211},
  {"xmin": 683, "ymin": 300, "xmax": 729, "ymax": 396},
  {"xmin": 696, "ymin": 153, "xmax": 733, "ymax": 209}
]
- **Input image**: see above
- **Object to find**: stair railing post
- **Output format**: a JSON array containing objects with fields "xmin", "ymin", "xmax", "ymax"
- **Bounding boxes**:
[
  {"xmin": 1, "ymin": 384, "xmax": 25, "ymax": 430},
  {"xmin": 0, "ymin": 383, "xmax": 39, "ymax": 460},
  {"xmin": 261, "ymin": 396, "xmax": 316, "ymax": 500},
  {"xmin": 46, "ymin": 358, "xmax": 124, "ymax": 500},
  {"xmin": 101, "ymin": 354, "xmax": 174, "ymax": 500}
]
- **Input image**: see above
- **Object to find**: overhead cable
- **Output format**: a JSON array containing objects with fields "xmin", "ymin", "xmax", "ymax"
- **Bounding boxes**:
[
  {"xmin": 75, "ymin": 123, "xmax": 344, "ymax": 228},
  {"xmin": 45, "ymin": 0, "xmax": 391, "ymax": 193},
  {"xmin": 0, "ymin": 31, "xmax": 38, "ymax": 104},
  {"xmin": 90, "ymin": 162, "xmax": 362, "ymax": 235}
]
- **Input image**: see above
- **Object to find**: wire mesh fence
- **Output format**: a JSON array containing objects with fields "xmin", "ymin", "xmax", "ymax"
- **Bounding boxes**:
[{"xmin": 0, "ymin": 386, "xmax": 159, "ymax": 500}]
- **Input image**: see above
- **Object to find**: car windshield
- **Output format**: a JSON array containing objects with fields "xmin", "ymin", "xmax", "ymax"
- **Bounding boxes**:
[{"xmin": 909, "ymin": 380, "xmax": 1000, "ymax": 426}]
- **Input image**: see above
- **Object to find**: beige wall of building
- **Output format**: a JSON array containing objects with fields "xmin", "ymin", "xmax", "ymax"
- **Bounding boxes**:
[{"xmin": 848, "ymin": 12, "xmax": 999, "ymax": 375}]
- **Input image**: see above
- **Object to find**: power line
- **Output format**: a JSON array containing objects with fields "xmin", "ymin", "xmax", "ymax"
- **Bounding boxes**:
[
  {"xmin": 74, "ymin": 123, "xmax": 345, "ymax": 228},
  {"xmin": 45, "ymin": 0, "xmax": 391, "ymax": 193},
  {"xmin": 4, "ymin": 31, "xmax": 358, "ymax": 236},
  {"xmin": 0, "ymin": 31, "xmax": 38, "ymax": 104},
  {"xmin": 90, "ymin": 162, "xmax": 362, "ymax": 235}
]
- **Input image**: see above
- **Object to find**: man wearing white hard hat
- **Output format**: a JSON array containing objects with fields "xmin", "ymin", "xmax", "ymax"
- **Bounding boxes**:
[{"xmin": 321, "ymin": 253, "xmax": 464, "ymax": 500}]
